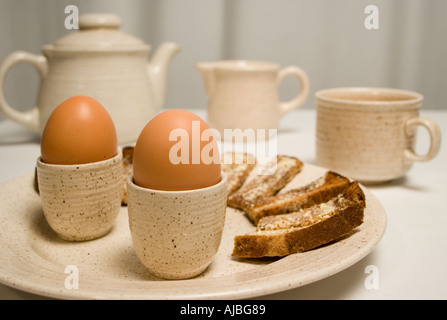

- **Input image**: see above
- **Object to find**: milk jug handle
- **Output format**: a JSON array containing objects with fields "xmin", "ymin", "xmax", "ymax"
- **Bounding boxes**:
[
  {"xmin": 277, "ymin": 66, "xmax": 310, "ymax": 116},
  {"xmin": 0, "ymin": 51, "xmax": 47, "ymax": 132}
]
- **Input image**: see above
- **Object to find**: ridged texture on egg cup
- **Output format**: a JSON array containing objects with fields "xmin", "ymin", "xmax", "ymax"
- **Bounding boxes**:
[
  {"xmin": 127, "ymin": 173, "xmax": 227, "ymax": 280},
  {"xmin": 36, "ymin": 153, "xmax": 123, "ymax": 241}
]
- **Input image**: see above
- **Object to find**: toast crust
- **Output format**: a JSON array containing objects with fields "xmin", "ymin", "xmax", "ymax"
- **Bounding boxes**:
[
  {"xmin": 121, "ymin": 146, "xmax": 134, "ymax": 206},
  {"xmin": 221, "ymin": 152, "xmax": 257, "ymax": 196},
  {"xmin": 227, "ymin": 155, "xmax": 303, "ymax": 210},
  {"xmin": 246, "ymin": 171, "xmax": 351, "ymax": 224},
  {"xmin": 232, "ymin": 204, "xmax": 364, "ymax": 258},
  {"xmin": 232, "ymin": 182, "xmax": 365, "ymax": 258}
]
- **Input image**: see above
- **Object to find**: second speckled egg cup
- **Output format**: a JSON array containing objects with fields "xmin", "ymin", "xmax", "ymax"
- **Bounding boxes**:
[
  {"xmin": 127, "ymin": 173, "xmax": 227, "ymax": 280},
  {"xmin": 36, "ymin": 153, "xmax": 123, "ymax": 241}
]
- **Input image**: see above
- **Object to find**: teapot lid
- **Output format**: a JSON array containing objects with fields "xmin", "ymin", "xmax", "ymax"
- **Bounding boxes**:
[{"xmin": 49, "ymin": 13, "xmax": 149, "ymax": 51}]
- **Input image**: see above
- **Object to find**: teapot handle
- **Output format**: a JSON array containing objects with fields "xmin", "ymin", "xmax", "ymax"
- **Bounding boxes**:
[
  {"xmin": 277, "ymin": 66, "xmax": 310, "ymax": 116},
  {"xmin": 0, "ymin": 51, "xmax": 48, "ymax": 132}
]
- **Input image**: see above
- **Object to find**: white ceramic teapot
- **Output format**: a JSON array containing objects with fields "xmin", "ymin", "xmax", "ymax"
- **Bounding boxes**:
[{"xmin": 0, "ymin": 13, "xmax": 180, "ymax": 144}]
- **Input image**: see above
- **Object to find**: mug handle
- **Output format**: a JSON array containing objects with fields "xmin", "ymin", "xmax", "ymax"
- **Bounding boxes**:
[
  {"xmin": 404, "ymin": 117, "xmax": 441, "ymax": 162},
  {"xmin": 0, "ymin": 51, "xmax": 48, "ymax": 132},
  {"xmin": 277, "ymin": 66, "xmax": 310, "ymax": 116}
]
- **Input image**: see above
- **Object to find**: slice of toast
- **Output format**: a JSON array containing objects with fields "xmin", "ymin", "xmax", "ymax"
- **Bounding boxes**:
[
  {"xmin": 221, "ymin": 152, "xmax": 257, "ymax": 196},
  {"xmin": 121, "ymin": 146, "xmax": 134, "ymax": 206},
  {"xmin": 227, "ymin": 155, "xmax": 303, "ymax": 211},
  {"xmin": 232, "ymin": 182, "xmax": 365, "ymax": 258},
  {"xmin": 245, "ymin": 171, "xmax": 351, "ymax": 224}
]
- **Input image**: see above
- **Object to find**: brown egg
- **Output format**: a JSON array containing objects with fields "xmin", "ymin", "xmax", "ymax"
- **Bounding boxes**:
[
  {"xmin": 133, "ymin": 109, "xmax": 221, "ymax": 191},
  {"xmin": 41, "ymin": 96, "xmax": 118, "ymax": 165}
]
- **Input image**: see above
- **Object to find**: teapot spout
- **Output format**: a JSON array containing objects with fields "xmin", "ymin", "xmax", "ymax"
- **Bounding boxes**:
[
  {"xmin": 196, "ymin": 62, "xmax": 216, "ymax": 97},
  {"xmin": 147, "ymin": 42, "xmax": 180, "ymax": 110}
]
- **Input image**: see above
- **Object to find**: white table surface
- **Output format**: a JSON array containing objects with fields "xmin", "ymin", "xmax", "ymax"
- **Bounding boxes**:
[{"xmin": 0, "ymin": 109, "xmax": 446, "ymax": 300}]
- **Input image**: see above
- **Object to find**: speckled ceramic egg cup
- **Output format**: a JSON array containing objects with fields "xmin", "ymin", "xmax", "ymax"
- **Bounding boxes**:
[
  {"xmin": 36, "ymin": 153, "xmax": 123, "ymax": 241},
  {"xmin": 127, "ymin": 173, "xmax": 227, "ymax": 280}
]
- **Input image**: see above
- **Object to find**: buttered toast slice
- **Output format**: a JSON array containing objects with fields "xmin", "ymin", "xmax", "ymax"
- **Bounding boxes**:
[
  {"xmin": 232, "ymin": 182, "xmax": 365, "ymax": 258},
  {"xmin": 246, "ymin": 171, "xmax": 350, "ymax": 224},
  {"xmin": 221, "ymin": 152, "xmax": 257, "ymax": 196},
  {"xmin": 121, "ymin": 146, "xmax": 134, "ymax": 206},
  {"xmin": 227, "ymin": 155, "xmax": 303, "ymax": 210}
]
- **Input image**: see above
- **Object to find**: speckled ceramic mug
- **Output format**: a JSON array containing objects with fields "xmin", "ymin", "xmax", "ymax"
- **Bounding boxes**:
[
  {"xmin": 36, "ymin": 152, "xmax": 123, "ymax": 241},
  {"xmin": 127, "ymin": 173, "xmax": 227, "ymax": 280},
  {"xmin": 315, "ymin": 87, "xmax": 441, "ymax": 183}
]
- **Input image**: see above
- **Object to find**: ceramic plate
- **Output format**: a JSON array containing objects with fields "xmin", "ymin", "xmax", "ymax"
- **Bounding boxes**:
[{"xmin": 0, "ymin": 164, "xmax": 386, "ymax": 300}]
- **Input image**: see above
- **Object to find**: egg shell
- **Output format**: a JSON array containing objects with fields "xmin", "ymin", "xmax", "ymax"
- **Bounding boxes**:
[
  {"xmin": 40, "ymin": 96, "xmax": 118, "ymax": 165},
  {"xmin": 133, "ymin": 109, "xmax": 222, "ymax": 191}
]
